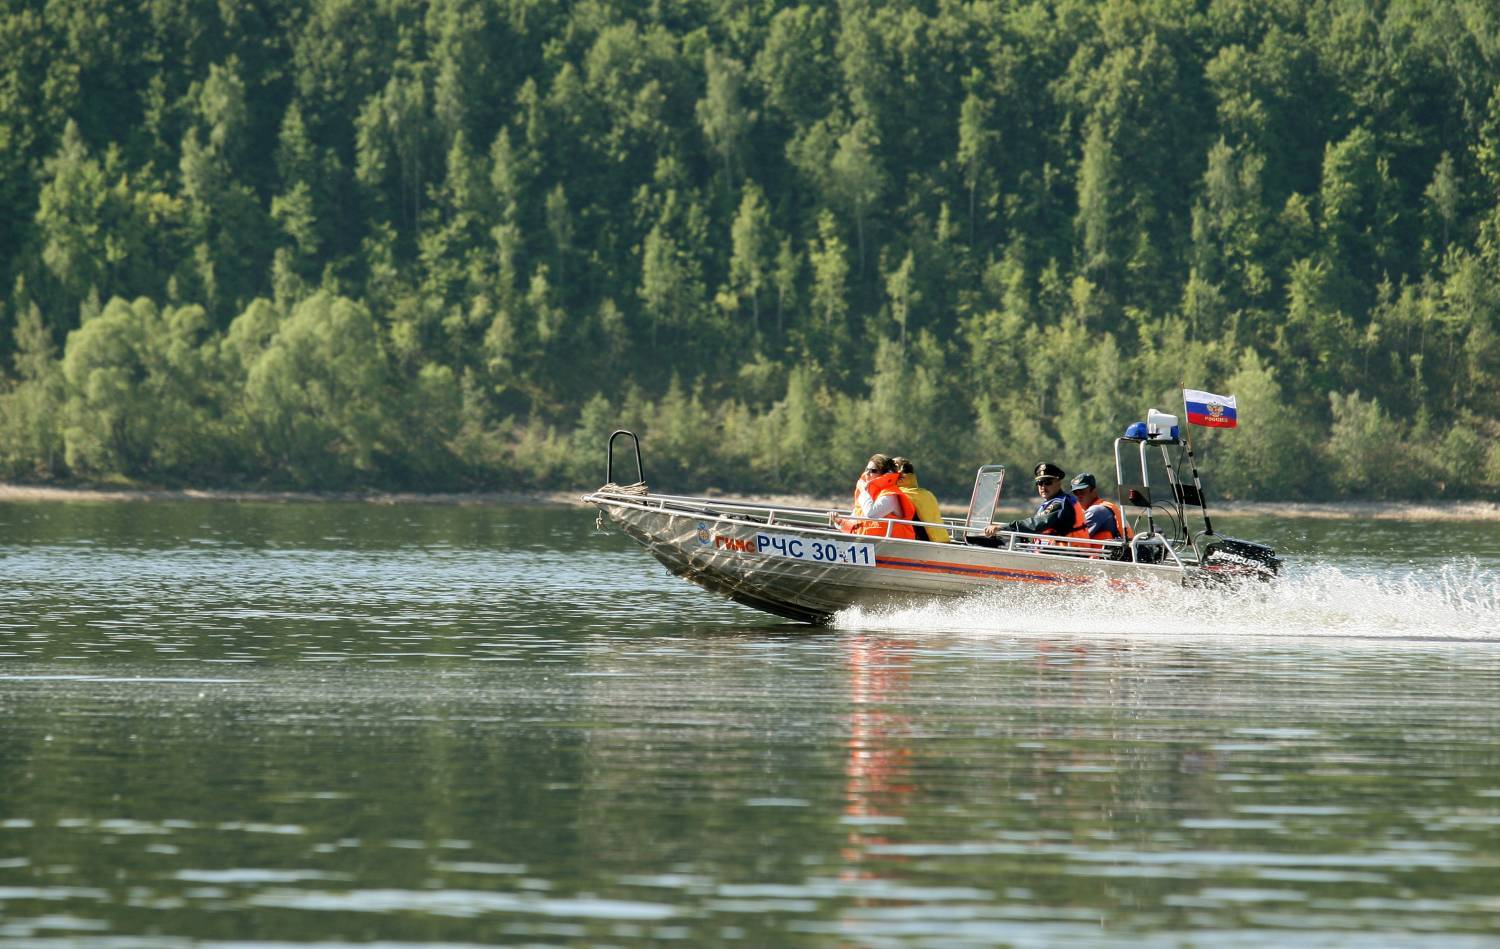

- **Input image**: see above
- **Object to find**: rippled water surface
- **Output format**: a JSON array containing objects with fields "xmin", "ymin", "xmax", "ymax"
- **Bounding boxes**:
[{"xmin": 2, "ymin": 501, "xmax": 1499, "ymax": 946}]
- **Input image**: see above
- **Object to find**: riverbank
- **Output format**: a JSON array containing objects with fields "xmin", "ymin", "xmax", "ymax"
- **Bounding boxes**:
[
  {"xmin": 0, "ymin": 483, "xmax": 583, "ymax": 507},
  {"xmin": 0, "ymin": 482, "xmax": 1496, "ymax": 520}
]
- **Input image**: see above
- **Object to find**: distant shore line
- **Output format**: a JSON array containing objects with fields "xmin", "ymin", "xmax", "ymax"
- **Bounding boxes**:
[{"xmin": 0, "ymin": 483, "xmax": 1494, "ymax": 521}]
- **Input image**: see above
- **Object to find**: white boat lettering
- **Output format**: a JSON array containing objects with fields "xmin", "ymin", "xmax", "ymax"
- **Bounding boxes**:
[{"xmin": 755, "ymin": 533, "xmax": 875, "ymax": 567}]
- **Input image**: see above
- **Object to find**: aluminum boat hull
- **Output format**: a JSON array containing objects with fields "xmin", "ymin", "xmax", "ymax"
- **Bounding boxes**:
[{"xmin": 590, "ymin": 492, "xmax": 1190, "ymax": 623}]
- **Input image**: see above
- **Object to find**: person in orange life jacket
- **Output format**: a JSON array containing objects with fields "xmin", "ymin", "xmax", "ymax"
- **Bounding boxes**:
[
  {"xmin": 852, "ymin": 453, "xmax": 892, "ymax": 503},
  {"xmin": 890, "ymin": 457, "xmax": 950, "ymax": 543},
  {"xmin": 832, "ymin": 454, "xmax": 890, "ymax": 530},
  {"xmin": 967, "ymin": 462, "xmax": 1086, "ymax": 546},
  {"xmin": 1068, "ymin": 472, "xmax": 1133, "ymax": 541},
  {"xmin": 835, "ymin": 455, "xmax": 916, "ymax": 539}
]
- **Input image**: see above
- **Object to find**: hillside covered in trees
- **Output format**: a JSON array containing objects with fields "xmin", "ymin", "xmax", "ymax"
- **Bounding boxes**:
[{"xmin": 2, "ymin": 0, "xmax": 1498, "ymax": 499}]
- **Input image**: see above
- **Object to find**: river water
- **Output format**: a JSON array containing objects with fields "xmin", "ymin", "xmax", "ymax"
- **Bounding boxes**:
[{"xmin": 1, "ymin": 500, "xmax": 1498, "ymax": 946}]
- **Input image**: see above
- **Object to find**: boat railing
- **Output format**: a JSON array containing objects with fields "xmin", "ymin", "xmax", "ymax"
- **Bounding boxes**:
[
  {"xmin": 946, "ymin": 521, "xmax": 1124, "ymax": 560},
  {"xmin": 1129, "ymin": 531, "xmax": 1188, "ymax": 570},
  {"xmin": 612, "ymin": 490, "xmax": 837, "ymax": 523},
  {"xmin": 596, "ymin": 488, "xmax": 963, "ymax": 537},
  {"xmin": 588, "ymin": 488, "xmax": 1153, "ymax": 561}
]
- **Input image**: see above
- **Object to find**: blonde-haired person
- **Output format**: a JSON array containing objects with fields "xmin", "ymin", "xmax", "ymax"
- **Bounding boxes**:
[{"xmin": 890, "ymin": 457, "xmax": 950, "ymax": 543}]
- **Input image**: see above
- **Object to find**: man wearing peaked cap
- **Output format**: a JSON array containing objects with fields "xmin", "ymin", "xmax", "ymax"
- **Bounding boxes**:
[{"xmin": 967, "ymin": 460, "xmax": 1086, "ymax": 544}]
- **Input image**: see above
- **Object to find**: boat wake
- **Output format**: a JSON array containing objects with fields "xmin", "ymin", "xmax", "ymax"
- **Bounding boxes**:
[{"xmin": 833, "ymin": 559, "xmax": 1500, "ymax": 643}]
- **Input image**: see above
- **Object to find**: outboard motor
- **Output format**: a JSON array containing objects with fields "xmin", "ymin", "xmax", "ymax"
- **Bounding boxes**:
[
  {"xmin": 1129, "ymin": 535, "xmax": 1169, "ymax": 564},
  {"xmin": 1200, "ymin": 535, "xmax": 1281, "ymax": 582}
]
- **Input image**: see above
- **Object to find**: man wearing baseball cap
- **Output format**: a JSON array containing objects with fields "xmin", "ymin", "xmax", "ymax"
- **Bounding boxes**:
[{"xmin": 1069, "ymin": 472, "xmax": 1133, "ymax": 541}]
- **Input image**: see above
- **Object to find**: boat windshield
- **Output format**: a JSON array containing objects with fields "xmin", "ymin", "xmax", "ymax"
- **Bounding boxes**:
[{"xmin": 965, "ymin": 465, "xmax": 1006, "ymax": 533}]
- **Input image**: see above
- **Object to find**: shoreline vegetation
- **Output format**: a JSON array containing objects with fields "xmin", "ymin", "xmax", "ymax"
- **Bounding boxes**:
[
  {"xmin": 1, "ymin": 2, "xmax": 1499, "ymax": 503},
  {"xmin": 3, "ymin": 482, "xmax": 1495, "ymax": 522}
]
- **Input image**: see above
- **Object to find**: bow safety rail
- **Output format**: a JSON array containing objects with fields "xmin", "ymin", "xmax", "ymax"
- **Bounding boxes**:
[{"xmin": 588, "ymin": 484, "xmax": 1134, "ymax": 558}]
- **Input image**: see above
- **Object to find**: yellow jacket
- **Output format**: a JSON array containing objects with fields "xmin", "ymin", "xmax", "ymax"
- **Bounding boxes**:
[{"xmin": 898, "ymin": 474, "xmax": 950, "ymax": 543}]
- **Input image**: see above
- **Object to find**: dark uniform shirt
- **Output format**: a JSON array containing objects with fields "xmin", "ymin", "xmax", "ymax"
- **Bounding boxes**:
[{"xmin": 1006, "ymin": 493, "xmax": 1082, "ymax": 536}]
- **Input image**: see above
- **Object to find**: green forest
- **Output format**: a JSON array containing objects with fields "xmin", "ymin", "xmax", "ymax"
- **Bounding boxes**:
[{"xmin": 2, "ymin": 0, "xmax": 1498, "ymax": 500}]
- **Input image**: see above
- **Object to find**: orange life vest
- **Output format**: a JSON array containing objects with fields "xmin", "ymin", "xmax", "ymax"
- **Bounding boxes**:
[
  {"xmin": 843, "ymin": 472, "xmax": 917, "ymax": 539},
  {"xmin": 1089, "ymin": 499, "xmax": 1134, "ymax": 541},
  {"xmin": 1041, "ymin": 494, "xmax": 1090, "ymax": 540},
  {"xmin": 851, "ymin": 469, "xmax": 874, "ymax": 504}
]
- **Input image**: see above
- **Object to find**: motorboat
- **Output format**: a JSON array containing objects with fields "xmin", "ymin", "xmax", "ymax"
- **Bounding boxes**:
[{"xmin": 584, "ymin": 412, "xmax": 1281, "ymax": 624}]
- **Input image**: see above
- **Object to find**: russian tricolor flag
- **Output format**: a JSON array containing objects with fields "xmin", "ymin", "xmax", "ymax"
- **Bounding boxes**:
[{"xmin": 1184, "ymin": 388, "xmax": 1238, "ymax": 428}]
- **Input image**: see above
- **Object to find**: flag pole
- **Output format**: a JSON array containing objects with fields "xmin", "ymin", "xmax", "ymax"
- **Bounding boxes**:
[{"xmin": 1180, "ymin": 384, "xmax": 1216, "ymax": 536}]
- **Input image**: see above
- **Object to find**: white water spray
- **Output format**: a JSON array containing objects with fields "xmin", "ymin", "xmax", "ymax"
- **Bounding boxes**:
[{"xmin": 834, "ymin": 559, "xmax": 1500, "ymax": 643}]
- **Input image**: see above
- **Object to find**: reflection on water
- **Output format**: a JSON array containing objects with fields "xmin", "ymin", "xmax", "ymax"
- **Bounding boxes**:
[
  {"xmin": 0, "ymin": 501, "xmax": 1498, "ymax": 945},
  {"xmin": 841, "ymin": 636, "xmax": 915, "ymax": 889}
]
